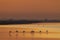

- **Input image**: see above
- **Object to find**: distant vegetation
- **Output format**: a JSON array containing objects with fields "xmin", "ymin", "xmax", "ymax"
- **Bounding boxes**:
[{"xmin": 0, "ymin": 19, "xmax": 60, "ymax": 25}]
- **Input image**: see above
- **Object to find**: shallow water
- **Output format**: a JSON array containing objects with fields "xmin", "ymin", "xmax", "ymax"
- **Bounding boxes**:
[
  {"xmin": 0, "ymin": 32, "xmax": 60, "ymax": 40},
  {"xmin": 0, "ymin": 23, "xmax": 60, "ymax": 40}
]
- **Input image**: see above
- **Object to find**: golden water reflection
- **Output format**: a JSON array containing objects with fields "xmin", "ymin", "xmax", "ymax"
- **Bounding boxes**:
[{"xmin": 0, "ymin": 23, "xmax": 60, "ymax": 40}]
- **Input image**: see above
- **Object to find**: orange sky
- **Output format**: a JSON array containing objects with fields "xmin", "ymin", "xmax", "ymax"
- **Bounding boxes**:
[{"xmin": 0, "ymin": 0, "xmax": 60, "ymax": 20}]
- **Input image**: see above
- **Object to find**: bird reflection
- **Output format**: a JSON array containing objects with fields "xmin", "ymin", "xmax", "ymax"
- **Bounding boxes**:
[
  {"xmin": 31, "ymin": 31, "xmax": 35, "ymax": 40},
  {"xmin": 9, "ymin": 31, "xmax": 12, "ymax": 36},
  {"xmin": 16, "ymin": 30, "xmax": 19, "ymax": 36},
  {"xmin": 46, "ymin": 30, "xmax": 48, "ymax": 34}
]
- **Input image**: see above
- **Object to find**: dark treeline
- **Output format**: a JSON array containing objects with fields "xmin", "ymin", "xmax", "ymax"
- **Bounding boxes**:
[
  {"xmin": 0, "ymin": 20, "xmax": 40, "ymax": 24},
  {"xmin": 0, "ymin": 19, "xmax": 60, "ymax": 25}
]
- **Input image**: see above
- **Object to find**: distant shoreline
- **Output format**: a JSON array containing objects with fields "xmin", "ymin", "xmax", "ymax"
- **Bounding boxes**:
[
  {"xmin": 0, "ymin": 20, "xmax": 60, "ymax": 25},
  {"xmin": 0, "ymin": 22, "xmax": 60, "ymax": 25}
]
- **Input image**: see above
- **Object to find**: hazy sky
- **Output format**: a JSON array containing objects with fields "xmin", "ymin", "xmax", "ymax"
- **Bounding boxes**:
[{"xmin": 0, "ymin": 0, "xmax": 60, "ymax": 20}]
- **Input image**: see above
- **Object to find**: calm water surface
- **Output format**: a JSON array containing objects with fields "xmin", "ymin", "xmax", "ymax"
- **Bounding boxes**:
[
  {"xmin": 0, "ymin": 32, "xmax": 60, "ymax": 40},
  {"xmin": 0, "ymin": 23, "xmax": 60, "ymax": 40}
]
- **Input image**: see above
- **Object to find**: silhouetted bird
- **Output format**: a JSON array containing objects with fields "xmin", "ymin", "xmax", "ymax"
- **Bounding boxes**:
[
  {"xmin": 23, "ymin": 31, "xmax": 25, "ymax": 33},
  {"xmin": 16, "ymin": 30, "xmax": 18, "ymax": 33},
  {"xmin": 9, "ymin": 31, "xmax": 12, "ymax": 33},
  {"xmin": 46, "ymin": 30, "xmax": 48, "ymax": 33},
  {"xmin": 31, "ymin": 31, "xmax": 35, "ymax": 33},
  {"xmin": 39, "ymin": 31, "xmax": 41, "ymax": 33}
]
